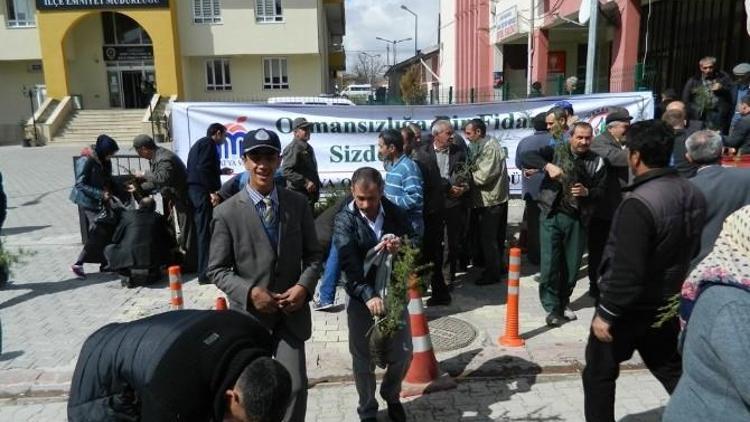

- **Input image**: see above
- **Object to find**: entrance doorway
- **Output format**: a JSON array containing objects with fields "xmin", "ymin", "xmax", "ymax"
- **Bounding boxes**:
[
  {"xmin": 107, "ymin": 64, "xmax": 155, "ymax": 108},
  {"xmin": 102, "ymin": 12, "xmax": 155, "ymax": 109}
]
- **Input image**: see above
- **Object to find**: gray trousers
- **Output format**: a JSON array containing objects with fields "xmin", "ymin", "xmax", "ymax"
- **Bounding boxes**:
[
  {"xmin": 272, "ymin": 327, "xmax": 308, "ymax": 422},
  {"xmin": 346, "ymin": 296, "xmax": 412, "ymax": 420}
]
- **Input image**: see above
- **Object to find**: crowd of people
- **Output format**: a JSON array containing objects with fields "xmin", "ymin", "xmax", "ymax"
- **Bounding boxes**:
[{"xmin": 60, "ymin": 56, "xmax": 750, "ymax": 422}]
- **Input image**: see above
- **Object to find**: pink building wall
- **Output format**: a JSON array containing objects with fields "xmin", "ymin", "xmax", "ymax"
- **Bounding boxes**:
[
  {"xmin": 450, "ymin": 0, "xmax": 642, "ymax": 96},
  {"xmin": 455, "ymin": 0, "xmax": 493, "ymax": 101}
]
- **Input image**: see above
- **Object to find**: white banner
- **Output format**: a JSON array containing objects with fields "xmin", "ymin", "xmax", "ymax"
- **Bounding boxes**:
[{"xmin": 171, "ymin": 92, "xmax": 653, "ymax": 195}]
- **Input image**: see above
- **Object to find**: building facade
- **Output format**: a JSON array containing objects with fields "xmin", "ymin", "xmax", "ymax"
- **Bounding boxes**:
[
  {"xmin": 0, "ymin": 0, "xmax": 345, "ymax": 141},
  {"xmin": 440, "ymin": 0, "xmax": 750, "ymax": 102}
]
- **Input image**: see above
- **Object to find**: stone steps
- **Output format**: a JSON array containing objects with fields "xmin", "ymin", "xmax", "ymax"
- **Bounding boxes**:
[{"xmin": 54, "ymin": 108, "xmax": 147, "ymax": 144}]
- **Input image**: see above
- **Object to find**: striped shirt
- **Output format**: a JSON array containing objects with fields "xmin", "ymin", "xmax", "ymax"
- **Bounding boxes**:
[{"xmin": 384, "ymin": 154, "xmax": 423, "ymax": 231}]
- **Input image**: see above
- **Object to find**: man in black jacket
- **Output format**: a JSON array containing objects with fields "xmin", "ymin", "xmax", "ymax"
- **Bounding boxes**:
[
  {"xmin": 515, "ymin": 113, "xmax": 550, "ymax": 265},
  {"xmin": 68, "ymin": 310, "xmax": 292, "ymax": 422},
  {"xmin": 521, "ymin": 120, "xmax": 608, "ymax": 326},
  {"xmin": 413, "ymin": 119, "xmax": 468, "ymax": 305},
  {"xmin": 187, "ymin": 123, "xmax": 231, "ymax": 283},
  {"xmin": 724, "ymin": 95, "xmax": 750, "ymax": 154},
  {"xmin": 682, "ymin": 56, "xmax": 734, "ymax": 134},
  {"xmin": 333, "ymin": 167, "xmax": 413, "ymax": 422},
  {"xmin": 582, "ymin": 120, "xmax": 706, "ymax": 422},
  {"xmin": 103, "ymin": 197, "xmax": 177, "ymax": 287},
  {"xmin": 588, "ymin": 109, "xmax": 632, "ymax": 296}
]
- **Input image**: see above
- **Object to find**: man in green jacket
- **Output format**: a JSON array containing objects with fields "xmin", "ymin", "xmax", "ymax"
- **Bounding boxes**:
[
  {"xmin": 282, "ymin": 117, "xmax": 322, "ymax": 209},
  {"xmin": 464, "ymin": 118, "xmax": 510, "ymax": 285}
]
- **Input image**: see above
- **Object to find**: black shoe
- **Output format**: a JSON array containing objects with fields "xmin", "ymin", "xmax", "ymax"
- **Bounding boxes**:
[
  {"xmin": 361, "ymin": 418, "xmax": 377, "ymax": 422},
  {"xmin": 475, "ymin": 277, "xmax": 500, "ymax": 286},
  {"xmin": 198, "ymin": 276, "xmax": 212, "ymax": 285},
  {"xmin": 545, "ymin": 313, "xmax": 565, "ymax": 327},
  {"xmin": 387, "ymin": 402, "xmax": 406, "ymax": 422},
  {"xmin": 426, "ymin": 295, "xmax": 452, "ymax": 306}
]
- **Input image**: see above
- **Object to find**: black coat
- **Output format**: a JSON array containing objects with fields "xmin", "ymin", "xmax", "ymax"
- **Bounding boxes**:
[
  {"xmin": 681, "ymin": 71, "xmax": 734, "ymax": 133},
  {"xmin": 725, "ymin": 114, "xmax": 750, "ymax": 153},
  {"xmin": 68, "ymin": 310, "xmax": 274, "ymax": 422},
  {"xmin": 515, "ymin": 131, "xmax": 552, "ymax": 201},
  {"xmin": 0, "ymin": 171, "xmax": 6, "ymax": 230},
  {"xmin": 412, "ymin": 142, "xmax": 468, "ymax": 213},
  {"xmin": 103, "ymin": 208, "xmax": 176, "ymax": 271},
  {"xmin": 333, "ymin": 198, "xmax": 413, "ymax": 303},
  {"xmin": 186, "ymin": 137, "xmax": 221, "ymax": 193}
]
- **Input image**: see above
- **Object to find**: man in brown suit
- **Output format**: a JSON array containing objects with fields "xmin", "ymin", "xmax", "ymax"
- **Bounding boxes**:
[{"xmin": 208, "ymin": 128, "xmax": 323, "ymax": 422}]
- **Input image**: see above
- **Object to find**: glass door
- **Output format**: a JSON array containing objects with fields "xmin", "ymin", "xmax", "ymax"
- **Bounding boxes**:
[{"xmin": 108, "ymin": 70, "xmax": 123, "ymax": 108}]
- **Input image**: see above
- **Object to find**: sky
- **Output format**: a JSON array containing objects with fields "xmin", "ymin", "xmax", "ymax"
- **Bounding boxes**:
[{"xmin": 343, "ymin": 0, "xmax": 440, "ymax": 71}]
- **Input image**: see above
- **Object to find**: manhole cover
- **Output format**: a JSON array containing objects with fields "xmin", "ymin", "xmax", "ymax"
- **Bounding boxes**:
[{"xmin": 428, "ymin": 317, "xmax": 477, "ymax": 352}]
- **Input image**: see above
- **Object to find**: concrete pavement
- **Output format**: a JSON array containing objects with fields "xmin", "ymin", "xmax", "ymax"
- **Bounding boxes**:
[
  {"xmin": 0, "ymin": 143, "xmax": 659, "ymax": 420},
  {"xmin": 0, "ymin": 372, "xmax": 668, "ymax": 421}
]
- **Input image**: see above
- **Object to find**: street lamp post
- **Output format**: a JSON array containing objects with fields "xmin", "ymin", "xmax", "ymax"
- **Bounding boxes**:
[
  {"xmin": 400, "ymin": 5, "xmax": 418, "ymax": 56},
  {"xmin": 21, "ymin": 86, "xmax": 38, "ymax": 145},
  {"xmin": 375, "ymin": 36, "xmax": 412, "ymax": 66}
]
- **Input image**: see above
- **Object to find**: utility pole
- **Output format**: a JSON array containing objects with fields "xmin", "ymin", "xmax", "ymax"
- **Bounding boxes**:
[
  {"xmin": 527, "ymin": 0, "xmax": 535, "ymax": 96},
  {"xmin": 584, "ymin": 0, "xmax": 598, "ymax": 94}
]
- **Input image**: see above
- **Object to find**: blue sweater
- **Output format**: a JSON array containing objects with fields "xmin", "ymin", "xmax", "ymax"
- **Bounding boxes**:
[{"xmin": 384, "ymin": 154, "xmax": 423, "ymax": 231}]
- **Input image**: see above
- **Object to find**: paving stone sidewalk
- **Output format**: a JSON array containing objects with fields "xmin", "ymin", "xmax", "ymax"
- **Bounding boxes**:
[
  {"xmin": 0, "ymin": 144, "xmax": 643, "ymax": 399},
  {"xmin": 0, "ymin": 371, "xmax": 669, "ymax": 421}
]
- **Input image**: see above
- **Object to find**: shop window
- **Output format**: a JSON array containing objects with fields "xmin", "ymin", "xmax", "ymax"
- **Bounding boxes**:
[
  {"xmin": 6, "ymin": 0, "xmax": 35, "ymax": 28},
  {"xmin": 256, "ymin": 0, "xmax": 283, "ymax": 23},
  {"xmin": 263, "ymin": 58, "xmax": 289, "ymax": 90},
  {"xmin": 206, "ymin": 59, "xmax": 232, "ymax": 91},
  {"xmin": 194, "ymin": 0, "xmax": 222, "ymax": 24}
]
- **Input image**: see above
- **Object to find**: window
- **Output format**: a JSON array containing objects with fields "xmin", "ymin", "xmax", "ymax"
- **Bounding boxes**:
[
  {"xmin": 102, "ymin": 12, "xmax": 152, "ymax": 46},
  {"xmin": 256, "ymin": 0, "xmax": 283, "ymax": 23},
  {"xmin": 263, "ymin": 58, "xmax": 289, "ymax": 90},
  {"xmin": 6, "ymin": 0, "xmax": 35, "ymax": 28},
  {"xmin": 193, "ymin": 0, "xmax": 221, "ymax": 24},
  {"xmin": 206, "ymin": 59, "xmax": 232, "ymax": 91}
]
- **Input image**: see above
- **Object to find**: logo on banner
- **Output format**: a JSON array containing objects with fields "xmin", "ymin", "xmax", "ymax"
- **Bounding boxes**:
[
  {"xmin": 585, "ymin": 108, "xmax": 614, "ymax": 136},
  {"xmin": 221, "ymin": 116, "xmax": 250, "ymax": 160}
]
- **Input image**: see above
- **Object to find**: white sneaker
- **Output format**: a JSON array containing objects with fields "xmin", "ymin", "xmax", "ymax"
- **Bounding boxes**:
[{"xmin": 563, "ymin": 307, "xmax": 577, "ymax": 321}]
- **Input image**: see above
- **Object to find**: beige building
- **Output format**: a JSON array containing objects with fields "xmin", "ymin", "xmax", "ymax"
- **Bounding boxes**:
[{"xmin": 0, "ymin": 0, "xmax": 345, "ymax": 144}]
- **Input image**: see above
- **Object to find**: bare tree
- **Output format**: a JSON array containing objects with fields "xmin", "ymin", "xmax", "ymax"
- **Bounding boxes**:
[{"xmin": 353, "ymin": 53, "xmax": 385, "ymax": 85}]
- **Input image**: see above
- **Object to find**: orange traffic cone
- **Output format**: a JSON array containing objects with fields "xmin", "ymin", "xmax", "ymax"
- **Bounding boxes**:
[
  {"xmin": 215, "ymin": 296, "xmax": 228, "ymax": 310},
  {"xmin": 499, "ymin": 248, "xmax": 525, "ymax": 347},
  {"xmin": 401, "ymin": 275, "xmax": 457, "ymax": 397},
  {"xmin": 168, "ymin": 265, "xmax": 184, "ymax": 311}
]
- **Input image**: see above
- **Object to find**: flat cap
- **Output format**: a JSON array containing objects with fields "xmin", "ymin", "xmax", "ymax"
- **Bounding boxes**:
[
  {"xmin": 292, "ymin": 117, "xmax": 312, "ymax": 130},
  {"xmin": 604, "ymin": 108, "xmax": 633, "ymax": 124},
  {"xmin": 605, "ymin": 109, "xmax": 633, "ymax": 124},
  {"xmin": 733, "ymin": 63, "xmax": 750, "ymax": 76}
]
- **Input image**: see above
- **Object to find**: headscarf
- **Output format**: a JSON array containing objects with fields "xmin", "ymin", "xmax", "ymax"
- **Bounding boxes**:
[
  {"xmin": 94, "ymin": 134, "xmax": 119, "ymax": 159},
  {"xmin": 680, "ymin": 205, "xmax": 750, "ymax": 328}
]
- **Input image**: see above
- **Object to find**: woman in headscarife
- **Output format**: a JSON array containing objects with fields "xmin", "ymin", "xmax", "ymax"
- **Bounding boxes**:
[
  {"xmin": 69, "ymin": 134, "xmax": 119, "ymax": 279},
  {"xmin": 663, "ymin": 205, "xmax": 750, "ymax": 422}
]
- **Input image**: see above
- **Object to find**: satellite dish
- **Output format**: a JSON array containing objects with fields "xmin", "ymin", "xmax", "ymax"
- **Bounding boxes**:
[{"xmin": 579, "ymin": 0, "xmax": 592, "ymax": 23}]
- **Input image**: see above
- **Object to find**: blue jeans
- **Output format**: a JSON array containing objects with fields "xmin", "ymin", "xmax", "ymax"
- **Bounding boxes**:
[{"xmin": 318, "ymin": 243, "xmax": 340, "ymax": 305}]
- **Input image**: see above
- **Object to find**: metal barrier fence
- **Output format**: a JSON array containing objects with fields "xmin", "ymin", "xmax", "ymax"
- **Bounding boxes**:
[{"xmin": 72, "ymin": 154, "xmax": 149, "ymax": 244}]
